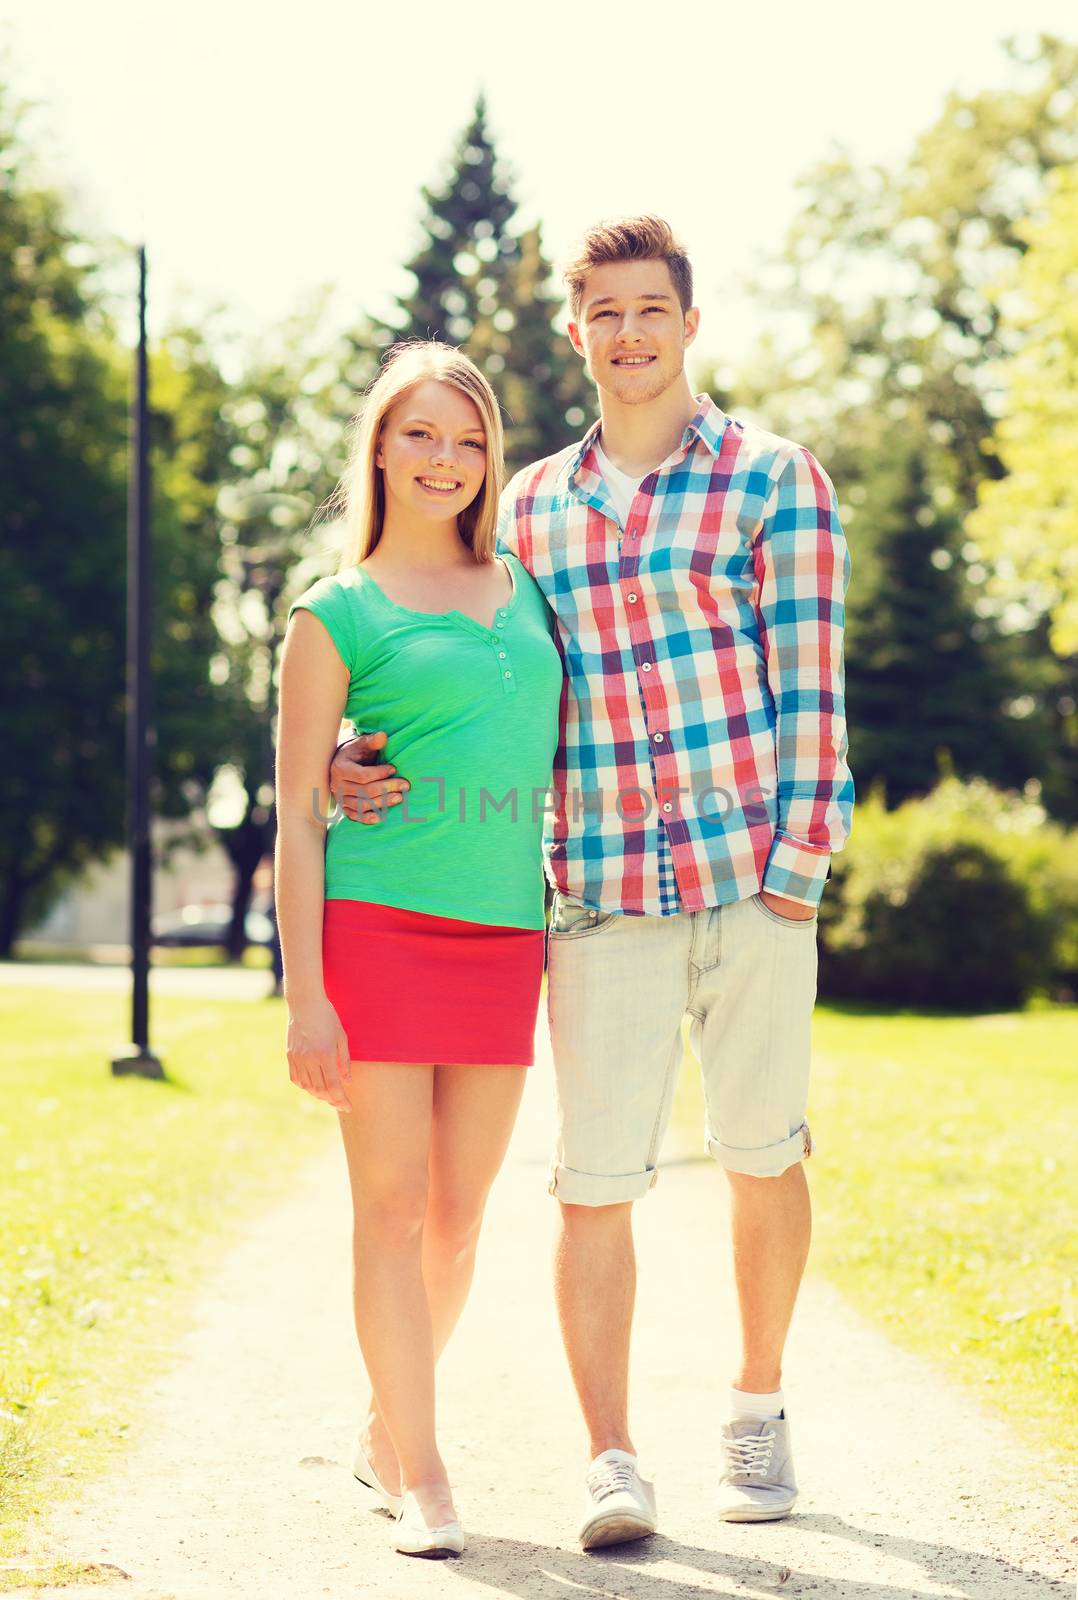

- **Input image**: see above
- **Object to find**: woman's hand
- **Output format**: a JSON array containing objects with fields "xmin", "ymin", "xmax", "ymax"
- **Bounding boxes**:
[{"xmin": 286, "ymin": 996, "xmax": 354, "ymax": 1112}]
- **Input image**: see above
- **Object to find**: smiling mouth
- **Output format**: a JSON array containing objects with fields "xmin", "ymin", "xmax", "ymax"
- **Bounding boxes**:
[
  {"xmin": 612, "ymin": 355, "xmax": 656, "ymax": 368},
  {"xmin": 417, "ymin": 476, "xmax": 463, "ymax": 493}
]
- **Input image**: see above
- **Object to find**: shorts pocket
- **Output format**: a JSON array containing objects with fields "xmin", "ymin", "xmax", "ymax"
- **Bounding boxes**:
[
  {"xmin": 750, "ymin": 893, "xmax": 818, "ymax": 930},
  {"xmin": 548, "ymin": 894, "xmax": 620, "ymax": 939}
]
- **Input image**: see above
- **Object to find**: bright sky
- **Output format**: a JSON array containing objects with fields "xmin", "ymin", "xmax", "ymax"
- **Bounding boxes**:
[{"xmin": 2, "ymin": 0, "xmax": 1075, "ymax": 370}]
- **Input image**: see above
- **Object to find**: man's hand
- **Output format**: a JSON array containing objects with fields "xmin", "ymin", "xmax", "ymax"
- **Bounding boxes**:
[
  {"xmin": 330, "ymin": 730, "xmax": 410, "ymax": 826},
  {"xmin": 758, "ymin": 888, "xmax": 817, "ymax": 922}
]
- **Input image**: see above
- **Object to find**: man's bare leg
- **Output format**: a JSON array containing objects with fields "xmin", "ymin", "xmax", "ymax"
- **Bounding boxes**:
[
  {"xmin": 554, "ymin": 1201, "xmax": 637, "ymax": 1458},
  {"xmin": 726, "ymin": 1164, "xmax": 811, "ymax": 1392}
]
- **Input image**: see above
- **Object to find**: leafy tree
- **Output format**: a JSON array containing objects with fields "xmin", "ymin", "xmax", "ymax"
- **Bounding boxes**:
[
  {"xmin": 211, "ymin": 299, "xmax": 364, "ymax": 954},
  {"xmin": 734, "ymin": 36, "xmax": 1078, "ymax": 813},
  {"xmin": 969, "ymin": 165, "xmax": 1078, "ymax": 654},
  {"xmin": 0, "ymin": 79, "xmax": 240, "ymax": 955},
  {"xmin": 968, "ymin": 164, "xmax": 1078, "ymax": 820},
  {"xmin": 760, "ymin": 35, "xmax": 1078, "ymax": 500},
  {"xmin": 0, "ymin": 84, "xmax": 129, "ymax": 955}
]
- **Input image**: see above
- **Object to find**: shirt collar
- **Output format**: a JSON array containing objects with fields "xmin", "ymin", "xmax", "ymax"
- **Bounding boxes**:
[
  {"xmin": 571, "ymin": 413, "xmax": 603, "ymax": 477},
  {"xmin": 566, "ymin": 392, "xmax": 727, "ymax": 487},
  {"xmin": 682, "ymin": 394, "xmax": 727, "ymax": 456}
]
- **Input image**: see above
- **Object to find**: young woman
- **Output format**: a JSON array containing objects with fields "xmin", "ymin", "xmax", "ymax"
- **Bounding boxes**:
[{"xmin": 274, "ymin": 342, "xmax": 562, "ymax": 1559}]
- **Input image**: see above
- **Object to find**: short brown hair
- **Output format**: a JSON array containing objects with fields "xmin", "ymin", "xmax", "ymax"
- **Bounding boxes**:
[{"xmin": 563, "ymin": 215, "xmax": 693, "ymax": 319}]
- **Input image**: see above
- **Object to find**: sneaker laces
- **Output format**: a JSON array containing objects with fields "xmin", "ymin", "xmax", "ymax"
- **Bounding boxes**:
[
  {"xmin": 722, "ymin": 1429, "xmax": 775, "ymax": 1478},
  {"xmin": 586, "ymin": 1457, "xmax": 637, "ymax": 1502}
]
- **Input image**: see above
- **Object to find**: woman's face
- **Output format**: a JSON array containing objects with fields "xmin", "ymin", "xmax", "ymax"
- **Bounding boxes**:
[{"xmin": 376, "ymin": 379, "xmax": 488, "ymax": 527}]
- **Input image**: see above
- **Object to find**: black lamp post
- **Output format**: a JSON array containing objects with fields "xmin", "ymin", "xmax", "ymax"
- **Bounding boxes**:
[{"xmin": 111, "ymin": 245, "xmax": 163, "ymax": 1079}]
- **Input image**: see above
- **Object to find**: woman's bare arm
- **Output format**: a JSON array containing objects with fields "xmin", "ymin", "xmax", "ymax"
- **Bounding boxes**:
[{"xmin": 274, "ymin": 609, "xmax": 353, "ymax": 1109}]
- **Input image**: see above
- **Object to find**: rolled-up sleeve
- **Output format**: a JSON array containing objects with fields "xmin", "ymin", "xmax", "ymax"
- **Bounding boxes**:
[{"xmin": 753, "ymin": 448, "xmax": 854, "ymax": 905}]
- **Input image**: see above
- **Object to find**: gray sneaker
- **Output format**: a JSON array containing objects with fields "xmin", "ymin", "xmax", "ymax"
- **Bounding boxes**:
[
  {"xmin": 579, "ymin": 1449, "xmax": 658, "ymax": 1550},
  {"xmin": 717, "ymin": 1413, "xmax": 798, "ymax": 1522}
]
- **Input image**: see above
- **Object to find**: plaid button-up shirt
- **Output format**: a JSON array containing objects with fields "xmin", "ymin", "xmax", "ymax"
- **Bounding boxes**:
[{"xmin": 496, "ymin": 395, "xmax": 854, "ymax": 915}]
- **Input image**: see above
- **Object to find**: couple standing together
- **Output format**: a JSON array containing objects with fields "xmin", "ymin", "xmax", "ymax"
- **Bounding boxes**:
[{"xmin": 275, "ymin": 215, "xmax": 854, "ymax": 1559}]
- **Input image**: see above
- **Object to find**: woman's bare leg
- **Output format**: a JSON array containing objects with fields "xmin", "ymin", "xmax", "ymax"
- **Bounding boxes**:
[
  {"xmin": 337, "ymin": 1061, "xmax": 453, "ymax": 1526},
  {"xmin": 363, "ymin": 1064, "xmax": 526, "ymax": 1495},
  {"xmin": 424, "ymin": 1063, "xmax": 527, "ymax": 1349}
]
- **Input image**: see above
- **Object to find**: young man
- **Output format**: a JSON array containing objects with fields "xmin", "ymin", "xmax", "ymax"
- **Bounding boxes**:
[{"xmin": 329, "ymin": 216, "xmax": 853, "ymax": 1548}]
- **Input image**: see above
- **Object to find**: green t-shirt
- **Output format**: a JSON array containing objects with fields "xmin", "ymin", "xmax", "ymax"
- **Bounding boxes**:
[{"xmin": 287, "ymin": 553, "xmax": 563, "ymax": 930}]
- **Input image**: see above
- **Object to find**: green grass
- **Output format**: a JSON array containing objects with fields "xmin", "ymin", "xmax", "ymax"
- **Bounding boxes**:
[
  {"xmin": 12, "ymin": 943, "xmax": 273, "ymax": 968},
  {"xmin": 674, "ymin": 1001, "xmax": 1078, "ymax": 1485},
  {"xmin": 0, "ymin": 985, "xmax": 332, "ymax": 1567}
]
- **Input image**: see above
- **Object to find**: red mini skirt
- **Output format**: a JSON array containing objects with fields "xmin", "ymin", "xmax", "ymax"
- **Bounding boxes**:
[{"xmin": 322, "ymin": 899, "xmax": 544, "ymax": 1066}]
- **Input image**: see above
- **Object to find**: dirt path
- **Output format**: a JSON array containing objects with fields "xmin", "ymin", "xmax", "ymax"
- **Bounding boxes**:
[{"xmin": 15, "ymin": 1023, "xmax": 1074, "ymax": 1599}]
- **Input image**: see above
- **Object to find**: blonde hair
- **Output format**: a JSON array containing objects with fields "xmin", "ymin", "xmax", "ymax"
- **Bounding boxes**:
[
  {"xmin": 563, "ymin": 215, "xmax": 693, "ymax": 320},
  {"xmin": 335, "ymin": 341, "xmax": 504, "ymax": 569}
]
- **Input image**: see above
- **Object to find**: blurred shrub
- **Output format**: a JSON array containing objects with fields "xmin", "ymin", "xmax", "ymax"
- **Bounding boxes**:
[{"xmin": 819, "ymin": 777, "xmax": 1078, "ymax": 1009}]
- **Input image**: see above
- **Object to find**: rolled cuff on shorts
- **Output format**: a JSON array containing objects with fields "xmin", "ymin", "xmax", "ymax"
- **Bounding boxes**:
[
  {"xmin": 548, "ymin": 1162, "xmax": 659, "ymax": 1205},
  {"xmin": 707, "ymin": 1122, "xmax": 813, "ymax": 1178}
]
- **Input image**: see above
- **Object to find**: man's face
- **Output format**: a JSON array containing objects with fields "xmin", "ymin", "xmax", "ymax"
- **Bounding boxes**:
[{"xmin": 568, "ymin": 260, "xmax": 699, "ymax": 406}]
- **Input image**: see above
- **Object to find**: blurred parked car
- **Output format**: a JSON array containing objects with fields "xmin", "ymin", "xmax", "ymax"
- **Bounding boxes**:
[{"xmin": 152, "ymin": 902, "xmax": 275, "ymax": 948}]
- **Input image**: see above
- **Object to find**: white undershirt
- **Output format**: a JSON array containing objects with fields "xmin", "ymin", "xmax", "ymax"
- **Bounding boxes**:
[{"xmin": 594, "ymin": 440, "xmax": 646, "ymax": 527}]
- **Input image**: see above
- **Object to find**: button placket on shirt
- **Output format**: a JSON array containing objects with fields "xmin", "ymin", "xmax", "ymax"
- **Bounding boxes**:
[
  {"xmin": 451, "ymin": 606, "xmax": 517, "ymax": 694},
  {"xmin": 492, "ymin": 607, "xmax": 516, "ymax": 694},
  {"xmin": 620, "ymin": 527, "xmax": 651, "ymax": 689},
  {"xmin": 619, "ymin": 514, "xmax": 676, "ymax": 827},
  {"xmin": 614, "ymin": 514, "xmax": 664, "ymax": 827}
]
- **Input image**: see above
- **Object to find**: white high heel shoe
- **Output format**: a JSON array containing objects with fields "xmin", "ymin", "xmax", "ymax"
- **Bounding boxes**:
[
  {"xmin": 393, "ymin": 1491, "xmax": 464, "ymax": 1558},
  {"xmin": 351, "ymin": 1433, "xmax": 403, "ymax": 1517}
]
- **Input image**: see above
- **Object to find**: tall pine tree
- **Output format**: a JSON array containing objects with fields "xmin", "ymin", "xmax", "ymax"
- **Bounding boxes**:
[
  {"xmin": 376, "ymin": 97, "xmax": 591, "ymax": 472},
  {"xmin": 388, "ymin": 95, "xmax": 516, "ymax": 348},
  {"xmin": 485, "ymin": 223, "xmax": 593, "ymax": 471},
  {"xmin": 844, "ymin": 443, "xmax": 1048, "ymax": 801}
]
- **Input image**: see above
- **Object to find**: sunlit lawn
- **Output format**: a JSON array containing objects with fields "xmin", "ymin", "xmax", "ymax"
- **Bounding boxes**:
[
  {"xmin": 0, "ymin": 984, "xmax": 330, "ymax": 1565},
  {"xmin": 673, "ymin": 1001, "xmax": 1078, "ymax": 1484}
]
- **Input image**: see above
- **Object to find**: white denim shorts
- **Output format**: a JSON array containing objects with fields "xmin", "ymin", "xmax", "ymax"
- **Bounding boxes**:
[{"xmin": 545, "ymin": 892, "xmax": 818, "ymax": 1205}]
